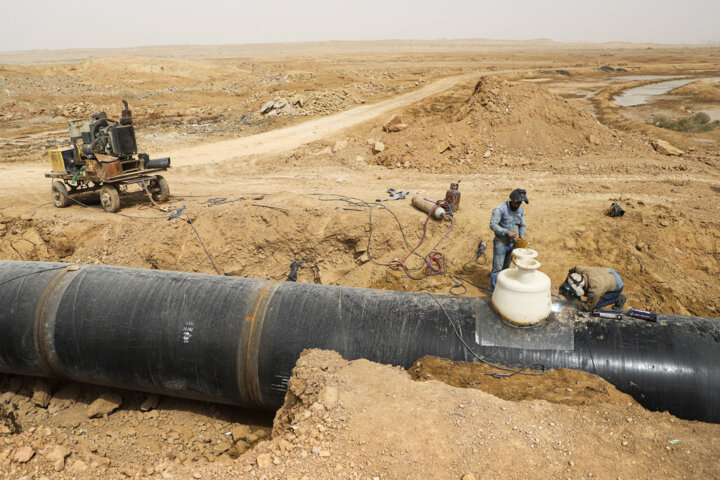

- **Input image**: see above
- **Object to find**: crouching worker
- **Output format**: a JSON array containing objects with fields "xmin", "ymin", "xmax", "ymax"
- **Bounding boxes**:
[{"xmin": 561, "ymin": 266, "xmax": 627, "ymax": 311}]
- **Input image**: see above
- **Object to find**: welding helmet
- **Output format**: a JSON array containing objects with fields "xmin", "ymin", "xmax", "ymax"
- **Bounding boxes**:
[
  {"xmin": 559, "ymin": 282, "xmax": 578, "ymax": 301},
  {"xmin": 566, "ymin": 272, "xmax": 585, "ymax": 297}
]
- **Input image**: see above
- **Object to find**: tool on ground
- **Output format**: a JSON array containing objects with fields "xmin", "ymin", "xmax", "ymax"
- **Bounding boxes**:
[
  {"xmin": 445, "ymin": 180, "xmax": 461, "ymax": 211},
  {"xmin": 459, "ymin": 240, "xmax": 489, "ymax": 275},
  {"xmin": 592, "ymin": 309, "xmax": 623, "ymax": 320},
  {"xmin": 476, "ymin": 240, "xmax": 487, "ymax": 259},
  {"xmin": 376, "ymin": 188, "xmax": 409, "ymax": 202},
  {"xmin": 626, "ymin": 308, "xmax": 658, "ymax": 322},
  {"xmin": 607, "ymin": 202, "xmax": 625, "ymax": 217},
  {"xmin": 45, "ymin": 100, "xmax": 171, "ymax": 213},
  {"xmin": 286, "ymin": 260, "xmax": 303, "ymax": 282}
]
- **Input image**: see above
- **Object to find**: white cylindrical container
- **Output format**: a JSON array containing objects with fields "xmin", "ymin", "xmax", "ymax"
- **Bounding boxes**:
[
  {"xmin": 411, "ymin": 195, "xmax": 445, "ymax": 219},
  {"xmin": 491, "ymin": 257, "xmax": 551, "ymax": 326}
]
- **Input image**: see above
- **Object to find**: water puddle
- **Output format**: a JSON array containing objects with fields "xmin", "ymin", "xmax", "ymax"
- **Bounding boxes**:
[
  {"xmin": 690, "ymin": 137, "xmax": 717, "ymax": 144},
  {"xmin": 615, "ymin": 75, "xmax": 683, "ymax": 82},
  {"xmin": 614, "ymin": 77, "xmax": 720, "ymax": 107}
]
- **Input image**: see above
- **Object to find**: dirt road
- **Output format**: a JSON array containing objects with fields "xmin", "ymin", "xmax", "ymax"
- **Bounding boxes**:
[
  {"xmin": 159, "ymin": 70, "xmax": 528, "ymax": 167},
  {"xmin": 0, "ymin": 69, "xmax": 525, "ymax": 209}
]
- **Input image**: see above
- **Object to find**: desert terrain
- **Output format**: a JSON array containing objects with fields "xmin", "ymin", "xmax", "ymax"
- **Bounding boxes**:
[{"xmin": 1, "ymin": 40, "xmax": 719, "ymax": 478}]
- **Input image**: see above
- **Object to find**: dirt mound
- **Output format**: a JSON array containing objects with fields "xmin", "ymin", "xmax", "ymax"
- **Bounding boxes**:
[
  {"xmin": 3, "ymin": 349, "xmax": 720, "ymax": 479},
  {"xmin": 671, "ymin": 79, "xmax": 720, "ymax": 103},
  {"xmin": 363, "ymin": 76, "xmax": 649, "ymax": 171},
  {"xmin": 0, "ymin": 194, "xmax": 409, "ymax": 288},
  {"xmin": 409, "ymin": 356, "xmax": 637, "ymax": 406},
  {"xmin": 169, "ymin": 349, "xmax": 720, "ymax": 479}
]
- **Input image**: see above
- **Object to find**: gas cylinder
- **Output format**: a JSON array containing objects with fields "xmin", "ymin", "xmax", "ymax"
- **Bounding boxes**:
[
  {"xmin": 411, "ymin": 196, "xmax": 446, "ymax": 219},
  {"xmin": 445, "ymin": 182, "xmax": 461, "ymax": 211}
]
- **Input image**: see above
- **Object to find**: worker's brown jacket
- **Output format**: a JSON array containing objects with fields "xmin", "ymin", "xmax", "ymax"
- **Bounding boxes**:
[{"xmin": 571, "ymin": 266, "xmax": 618, "ymax": 311}]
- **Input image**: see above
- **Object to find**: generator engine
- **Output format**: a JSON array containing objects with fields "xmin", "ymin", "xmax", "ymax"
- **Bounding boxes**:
[{"xmin": 80, "ymin": 100, "xmax": 137, "ymax": 158}]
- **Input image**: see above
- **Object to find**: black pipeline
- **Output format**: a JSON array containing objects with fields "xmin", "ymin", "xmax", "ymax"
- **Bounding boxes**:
[{"xmin": 0, "ymin": 260, "xmax": 719, "ymax": 422}]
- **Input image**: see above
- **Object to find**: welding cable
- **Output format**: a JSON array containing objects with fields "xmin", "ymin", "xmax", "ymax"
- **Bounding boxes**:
[
  {"xmin": 61, "ymin": 193, "xmax": 168, "ymax": 220},
  {"xmin": 140, "ymin": 185, "xmax": 222, "ymax": 275},
  {"xmin": 425, "ymin": 291, "xmax": 546, "ymax": 377},
  {"xmin": 388, "ymin": 200, "xmax": 455, "ymax": 280},
  {"xmin": 184, "ymin": 214, "xmax": 221, "ymax": 275},
  {"xmin": 316, "ymin": 193, "xmax": 456, "ymax": 280},
  {"xmin": 57, "ymin": 190, "xmax": 220, "ymax": 273},
  {"xmin": 29, "ymin": 202, "xmax": 53, "ymax": 217},
  {"xmin": 0, "ymin": 265, "xmax": 70, "ymax": 288},
  {"xmin": 446, "ymin": 273, "xmax": 492, "ymax": 297},
  {"xmin": 314, "ymin": 194, "xmax": 425, "ymax": 268}
]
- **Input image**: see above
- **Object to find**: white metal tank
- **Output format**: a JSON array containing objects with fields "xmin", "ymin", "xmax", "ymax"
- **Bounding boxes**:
[{"xmin": 491, "ymin": 249, "xmax": 551, "ymax": 326}]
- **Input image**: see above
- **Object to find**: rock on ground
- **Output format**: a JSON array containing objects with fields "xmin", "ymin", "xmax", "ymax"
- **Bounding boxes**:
[
  {"xmin": 651, "ymin": 139, "xmax": 684, "ymax": 155},
  {"xmin": 87, "ymin": 391, "xmax": 122, "ymax": 418},
  {"xmin": 13, "ymin": 446, "xmax": 34, "ymax": 463},
  {"xmin": 383, "ymin": 114, "xmax": 409, "ymax": 132},
  {"xmin": 31, "ymin": 380, "xmax": 52, "ymax": 408},
  {"xmin": 45, "ymin": 444, "xmax": 70, "ymax": 471},
  {"xmin": 140, "ymin": 394, "xmax": 160, "ymax": 411}
]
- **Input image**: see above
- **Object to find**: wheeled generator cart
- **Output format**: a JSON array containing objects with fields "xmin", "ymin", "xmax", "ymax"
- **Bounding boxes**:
[{"xmin": 45, "ymin": 100, "xmax": 171, "ymax": 213}]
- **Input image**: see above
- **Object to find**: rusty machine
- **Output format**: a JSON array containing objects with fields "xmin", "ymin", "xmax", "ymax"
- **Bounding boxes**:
[{"xmin": 45, "ymin": 100, "xmax": 171, "ymax": 213}]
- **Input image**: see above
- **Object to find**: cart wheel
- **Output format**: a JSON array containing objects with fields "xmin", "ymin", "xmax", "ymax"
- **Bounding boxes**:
[
  {"xmin": 51, "ymin": 181, "xmax": 71, "ymax": 208},
  {"xmin": 100, "ymin": 185, "xmax": 121, "ymax": 213},
  {"xmin": 150, "ymin": 175, "xmax": 170, "ymax": 202}
]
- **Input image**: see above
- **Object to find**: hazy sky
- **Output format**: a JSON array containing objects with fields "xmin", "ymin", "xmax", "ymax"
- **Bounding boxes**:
[{"xmin": 1, "ymin": 0, "xmax": 718, "ymax": 52}]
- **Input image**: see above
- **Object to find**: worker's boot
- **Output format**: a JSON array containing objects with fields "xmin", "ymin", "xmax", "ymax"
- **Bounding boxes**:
[{"xmin": 612, "ymin": 295, "xmax": 627, "ymax": 311}]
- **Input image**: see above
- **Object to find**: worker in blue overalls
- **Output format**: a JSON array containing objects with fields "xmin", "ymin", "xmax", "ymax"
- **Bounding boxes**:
[{"xmin": 489, "ymin": 189, "xmax": 528, "ymax": 292}]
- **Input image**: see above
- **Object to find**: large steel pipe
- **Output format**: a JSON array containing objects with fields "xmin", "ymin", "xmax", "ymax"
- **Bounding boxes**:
[{"xmin": 0, "ymin": 260, "xmax": 718, "ymax": 422}]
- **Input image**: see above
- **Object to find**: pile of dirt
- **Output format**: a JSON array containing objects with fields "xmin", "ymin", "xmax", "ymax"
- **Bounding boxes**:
[
  {"xmin": 3, "ymin": 349, "xmax": 719, "ymax": 479},
  {"xmin": 362, "ymin": 76, "xmax": 650, "ymax": 171},
  {"xmin": 452, "ymin": 76, "xmax": 614, "ymax": 147},
  {"xmin": 0, "ymin": 214, "xmax": 75, "ymax": 261},
  {"xmin": 173, "ymin": 349, "xmax": 719, "ymax": 479}
]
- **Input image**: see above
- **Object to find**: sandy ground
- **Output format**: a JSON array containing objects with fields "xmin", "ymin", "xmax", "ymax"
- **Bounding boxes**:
[{"xmin": 1, "ymin": 41, "xmax": 720, "ymax": 478}]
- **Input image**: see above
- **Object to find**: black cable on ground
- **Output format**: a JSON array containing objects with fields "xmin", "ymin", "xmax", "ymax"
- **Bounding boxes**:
[
  {"xmin": 315, "ymin": 193, "xmax": 495, "ymax": 292},
  {"xmin": 64, "ymin": 195, "xmax": 168, "ymax": 220},
  {"xmin": 446, "ymin": 273, "xmax": 492, "ymax": 296},
  {"xmin": 140, "ymin": 184, "xmax": 222, "ymax": 275},
  {"xmin": 424, "ymin": 291, "xmax": 546, "ymax": 377},
  {"xmin": 185, "ymin": 215, "xmax": 221, "ymax": 275},
  {"xmin": 313, "ymin": 194, "xmax": 426, "ymax": 269},
  {"xmin": 30, "ymin": 202, "xmax": 53, "ymax": 217},
  {"xmin": 57, "ymin": 190, "xmax": 220, "ymax": 273}
]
